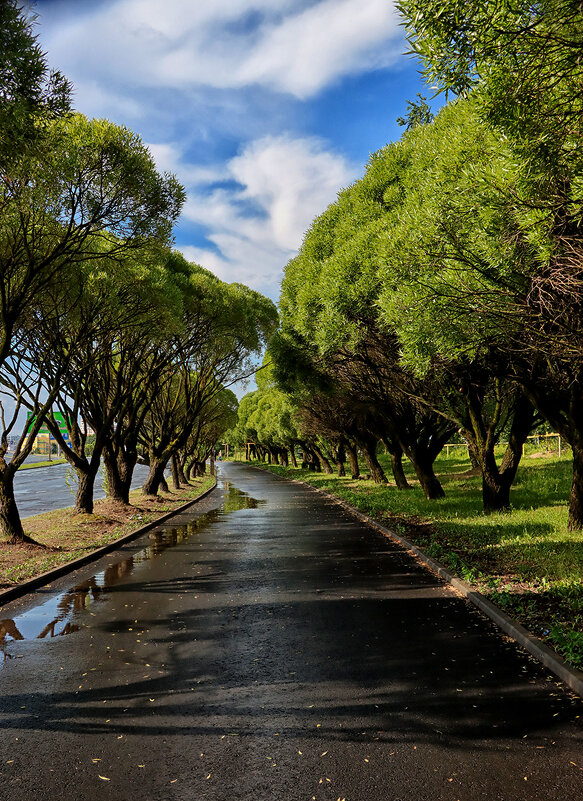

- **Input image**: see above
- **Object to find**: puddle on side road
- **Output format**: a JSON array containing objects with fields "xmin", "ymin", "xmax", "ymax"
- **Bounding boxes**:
[{"xmin": 0, "ymin": 481, "xmax": 264, "ymax": 661}]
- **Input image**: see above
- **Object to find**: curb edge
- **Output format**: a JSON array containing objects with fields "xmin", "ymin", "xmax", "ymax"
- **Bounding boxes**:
[{"xmin": 0, "ymin": 477, "xmax": 218, "ymax": 607}]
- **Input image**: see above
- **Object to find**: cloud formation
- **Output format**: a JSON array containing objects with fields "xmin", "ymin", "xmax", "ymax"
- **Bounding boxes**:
[
  {"xmin": 41, "ymin": 0, "xmax": 402, "ymax": 99},
  {"xmin": 37, "ymin": 0, "xmax": 407, "ymax": 298},
  {"xmin": 161, "ymin": 135, "xmax": 357, "ymax": 297}
]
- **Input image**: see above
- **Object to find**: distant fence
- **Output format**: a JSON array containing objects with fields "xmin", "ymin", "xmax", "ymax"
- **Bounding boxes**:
[{"xmin": 444, "ymin": 433, "xmax": 565, "ymax": 458}]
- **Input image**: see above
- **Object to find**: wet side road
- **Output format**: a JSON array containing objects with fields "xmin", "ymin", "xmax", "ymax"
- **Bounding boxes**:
[{"xmin": 0, "ymin": 462, "xmax": 581, "ymax": 801}]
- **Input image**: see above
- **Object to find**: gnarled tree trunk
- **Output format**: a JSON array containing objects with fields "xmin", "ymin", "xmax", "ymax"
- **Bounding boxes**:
[
  {"xmin": 346, "ymin": 441, "xmax": 360, "ymax": 479},
  {"xmin": 359, "ymin": 435, "xmax": 387, "ymax": 483}
]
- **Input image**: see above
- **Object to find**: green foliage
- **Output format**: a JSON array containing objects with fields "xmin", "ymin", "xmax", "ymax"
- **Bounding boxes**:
[
  {"xmin": 396, "ymin": 93, "xmax": 434, "ymax": 130},
  {"xmin": 0, "ymin": 0, "xmax": 71, "ymax": 165}
]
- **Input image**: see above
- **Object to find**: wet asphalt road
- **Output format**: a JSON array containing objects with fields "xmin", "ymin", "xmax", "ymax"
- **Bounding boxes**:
[{"xmin": 0, "ymin": 462, "xmax": 581, "ymax": 801}]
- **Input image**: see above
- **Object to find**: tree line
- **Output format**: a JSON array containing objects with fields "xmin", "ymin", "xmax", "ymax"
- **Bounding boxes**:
[
  {"xmin": 228, "ymin": 0, "xmax": 583, "ymax": 530},
  {"xmin": 0, "ymin": 1, "xmax": 277, "ymax": 543}
]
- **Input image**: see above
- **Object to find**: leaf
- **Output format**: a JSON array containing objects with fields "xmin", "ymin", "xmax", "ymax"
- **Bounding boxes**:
[{"xmin": 98, "ymin": 775, "xmax": 111, "ymax": 781}]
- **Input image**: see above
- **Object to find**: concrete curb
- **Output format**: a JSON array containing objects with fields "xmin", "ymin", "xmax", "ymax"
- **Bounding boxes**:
[
  {"xmin": 253, "ymin": 465, "xmax": 583, "ymax": 698},
  {"xmin": 0, "ymin": 478, "xmax": 217, "ymax": 607}
]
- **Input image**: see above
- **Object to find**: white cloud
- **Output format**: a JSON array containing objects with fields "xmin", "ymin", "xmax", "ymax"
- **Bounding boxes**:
[
  {"xmin": 174, "ymin": 135, "xmax": 357, "ymax": 297},
  {"xmin": 41, "ymin": 0, "xmax": 403, "ymax": 99}
]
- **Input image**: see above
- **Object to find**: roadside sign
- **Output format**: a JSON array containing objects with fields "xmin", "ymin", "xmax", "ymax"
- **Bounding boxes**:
[{"xmin": 27, "ymin": 412, "xmax": 71, "ymax": 435}]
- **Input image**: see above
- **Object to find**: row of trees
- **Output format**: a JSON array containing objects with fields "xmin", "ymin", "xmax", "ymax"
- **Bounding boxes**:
[
  {"xmin": 229, "ymin": 0, "xmax": 583, "ymax": 529},
  {"xmin": 0, "ymin": 1, "xmax": 277, "ymax": 542}
]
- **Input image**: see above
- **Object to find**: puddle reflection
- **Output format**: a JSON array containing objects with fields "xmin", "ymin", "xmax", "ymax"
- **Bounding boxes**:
[{"xmin": 1, "ymin": 482, "xmax": 262, "ymax": 660}]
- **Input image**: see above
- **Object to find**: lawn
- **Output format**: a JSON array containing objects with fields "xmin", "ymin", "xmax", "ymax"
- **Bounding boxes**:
[{"xmin": 257, "ymin": 445, "xmax": 583, "ymax": 670}]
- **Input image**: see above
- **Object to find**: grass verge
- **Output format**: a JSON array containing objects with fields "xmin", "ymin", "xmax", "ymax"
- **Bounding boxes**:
[
  {"xmin": 19, "ymin": 459, "xmax": 67, "ymax": 470},
  {"xmin": 254, "ymin": 449, "xmax": 583, "ymax": 670},
  {"xmin": 0, "ymin": 474, "xmax": 215, "ymax": 591}
]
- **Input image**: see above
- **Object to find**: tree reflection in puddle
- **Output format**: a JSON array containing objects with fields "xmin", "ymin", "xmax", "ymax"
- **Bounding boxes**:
[{"xmin": 0, "ymin": 482, "xmax": 263, "ymax": 659}]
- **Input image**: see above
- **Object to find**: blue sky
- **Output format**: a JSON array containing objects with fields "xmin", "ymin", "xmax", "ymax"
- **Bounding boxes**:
[{"xmin": 34, "ymin": 0, "xmax": 438, "ymax": 301}]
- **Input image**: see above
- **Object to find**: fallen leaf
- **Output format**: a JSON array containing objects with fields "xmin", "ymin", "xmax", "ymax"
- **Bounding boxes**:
[{"xmin": 98, "ymin": 775, "xmax": 111, "ymax": 781}]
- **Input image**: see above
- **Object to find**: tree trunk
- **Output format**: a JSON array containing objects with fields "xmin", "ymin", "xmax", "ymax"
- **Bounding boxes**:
[
  {"xmin": 312, "ymin": 443, "xmax": 333, "ymax": 474},
  {"xmin": 474, "ymin": 394, "xmax": 534, "ymax": 513},
  {"xmin": 335, "ymin": 442, "xmax": 346, "ymax": 477},
  {"xmin": 210, "ymin": 452, "xmax": 215, "ymax": 475},
  {"xmin": 410, "ymin": 452, "xmax": 445, "ymax": 500},
  {"xmin": 0, "ymin": 467, "xmax": 32, "ymax": 544},
  {"xmin": 142, "ymin": 458, "xmax": 167, "ymax": 496},
  {"xmin": 280, "ymin": 448, "xmax": 289, "ymax": 467},
  {"xmin": 178, "ymin": 462, "xmax": 189, "ymax": 485},
  {"xmin": 171, "ymin": 454, "xmax": 181, "ymax": 490},
  {"xmin": 75, "ymin": 467, "xmax": 98, "ymax": 514},
  {"xmin": 389, "ymin": 446, "xmax": 409, "ymax": 489},
  {"xmin": 103, "ymin": 447, "xmax": 136, "ymax": 505},
  {"xmin": 346, "ymin": 441, "xmax": 360, "ymax": 479},
  {"xmin": 290, "ymin": 448, "xmax": 298, "ymax": 468},
  {"xmin": 481, "ymin": 459, "xmax": 511, "ymax": 512},
  {"xmin": 360, "ymin": 436, "xmax": 387, "ymax": 483},
  {"xmin": 568, "ymin": 440, "xmax": 583, "ymax": 530}
]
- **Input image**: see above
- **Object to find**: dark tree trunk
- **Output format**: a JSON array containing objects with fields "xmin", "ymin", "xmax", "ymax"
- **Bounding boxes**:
[
  {"xmin": 473, "ymin": 394, "xmax": 534, "ymax": 513},
  {"xmin": 0, "ymin": 467, "xmax": 32, "ymax": 543},
  {"xmin": 75, "ymin": 465, "xmax": 99, "ymax": 514},
  {"xmin": 290, "ymin": 448, "xmax": 298, "ymax": 468},
  {"xmin": 410, "ymin": 452, "xmax": 445, "ymax": 500},
  {"xmin": 390, "ymin": 450, "xmax": 409, "ymax": 489},
  {"xmin": 210, "ymin": 453, "xmax": 215, "ymax": 475},
  {"xmin": 142, "ymin": 458, "xmax": 167, "ymax": 496},
  {"xmin": 360, "ymin": 436, "xmax": 387, "ymax": 483},
  {"xmin": 346, "ymin": 441, "xmax": 360, "ymax": 479},
  {"xmin": 312, "ymin": 443, "xmax": 333, "ymax": 474},
  {"xmin": 160, "ymin": 475, "xmax": 170, "ymax": 493},
  {"xmin": 178, "ymin": 462, "xmax": 189, "ymax": 485},
  {"xmin": 568, "ymin": 440, "xmax": 583, "ymax": 530},
  {"xmin": 280, "ymin": 448, "xmax": 289, "ymax": 467},
  {"xmin": 468, "ymin": 441, "xmax": 480, "ymax": 469},
  {"xmin": 171, "ymin": 454, "xmax": 181, "ymax": 490},
  {"xmin": 103, "ymin": 447, "xmax": 136, "ymax": 505},
  {"xmin": 334, "ymin": 442, "xmax": 346, "ymax": 476}
]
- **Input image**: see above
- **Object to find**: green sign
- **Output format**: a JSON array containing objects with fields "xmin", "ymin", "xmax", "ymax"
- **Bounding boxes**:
[{"xmin": 27, "ymin": 412, "xmax": 70, "ymax": 435}]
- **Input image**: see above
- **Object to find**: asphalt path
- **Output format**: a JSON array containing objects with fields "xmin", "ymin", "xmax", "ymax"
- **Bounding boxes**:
[
  {"xmin": 14, "ymin": 462, "xmax": 154, "ymax": 518},
  {"xmin": 0, "ymin": 462, "xmax": 581, "ymax": 801}
]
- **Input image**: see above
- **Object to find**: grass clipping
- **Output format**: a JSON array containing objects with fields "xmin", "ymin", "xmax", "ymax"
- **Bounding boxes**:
[{"xmin": 0, "ymin": 476, "xmax": 215, "ymax": 589}]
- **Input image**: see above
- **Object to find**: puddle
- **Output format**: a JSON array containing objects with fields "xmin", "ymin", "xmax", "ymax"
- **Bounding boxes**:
[{"xmin": 0, "ymin": 481, "xmax": 263, "ymax": 661}]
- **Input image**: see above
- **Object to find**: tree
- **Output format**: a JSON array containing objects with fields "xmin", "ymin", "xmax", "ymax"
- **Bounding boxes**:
[
  {"xmin": 396, "ymin": 93, "xmax": 434, "ymax": 130},
  {"xmin": 377, "ymin": 99, "xmax": 539, "ymax": 511},
  {"xmin": 0, "ymin": 114, "xmax": 185, "ymax": 540},
  {"xmin": 139, "ymin": 262, "xmax": 277, "ymax": 496},
  {"xmin": 0, "ymin": 0, "xmax": 71, "ymax": 166}
]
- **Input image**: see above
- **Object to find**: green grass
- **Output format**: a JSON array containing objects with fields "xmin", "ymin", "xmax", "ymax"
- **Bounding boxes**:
[
  {"xmin": 20, "ymin": 458, "xmax": 66, "ymax": 470},
  {"xmin": 255, "ymin": 449, "xmax": 583, "ymax": 670}
]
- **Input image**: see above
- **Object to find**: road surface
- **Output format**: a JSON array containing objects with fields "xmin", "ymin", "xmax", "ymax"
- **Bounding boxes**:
[{"xmin": 0, "ymin": 462, "xmax": 581, "ymax": 800}]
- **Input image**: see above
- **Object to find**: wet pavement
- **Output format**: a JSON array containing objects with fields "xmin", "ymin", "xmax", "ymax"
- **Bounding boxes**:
[{"xmin": 0, "ymin": 462, "xmax": 581, "ymax": 801}]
